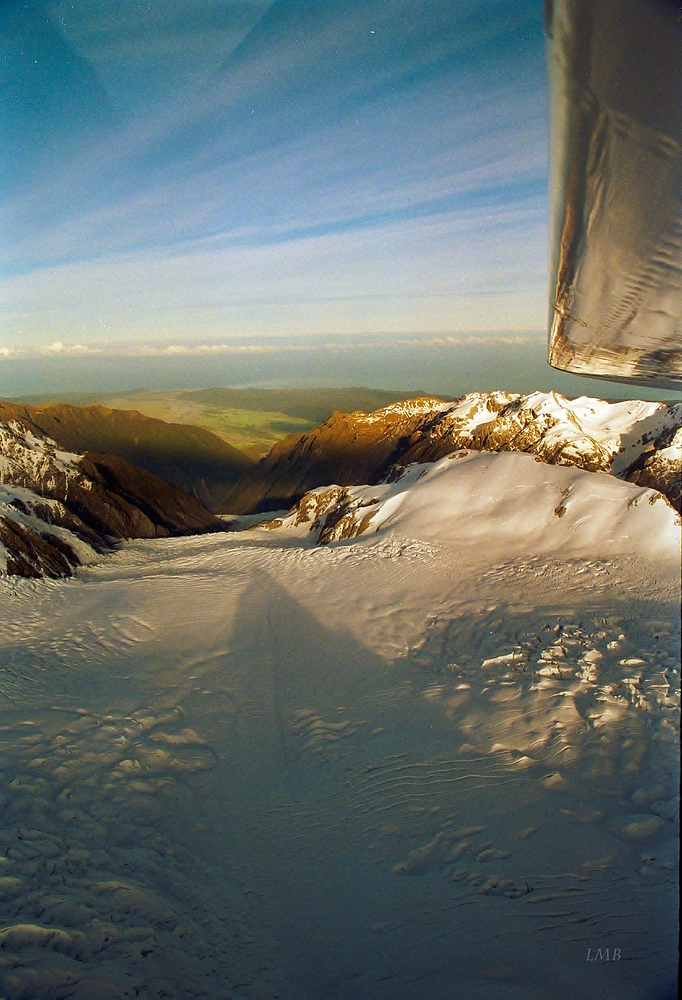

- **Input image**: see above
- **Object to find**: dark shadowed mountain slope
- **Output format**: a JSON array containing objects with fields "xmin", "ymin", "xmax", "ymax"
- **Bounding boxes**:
[
  {"xmin": 0, "ymin": 416, "xmax": 225, "ymax": 579},
  {"xmin": 0, "ymin": 401, "xmax": 252, "ymax": 509},
  {"xmin": 219, "ymin": 391, "xmax": 682, "ymax": 515}
]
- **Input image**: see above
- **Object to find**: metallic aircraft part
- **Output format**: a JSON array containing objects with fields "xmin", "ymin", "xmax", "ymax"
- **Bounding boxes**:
[{"xmin": 546, "ymin": 0, "xmax": 682, "ymax": 388}]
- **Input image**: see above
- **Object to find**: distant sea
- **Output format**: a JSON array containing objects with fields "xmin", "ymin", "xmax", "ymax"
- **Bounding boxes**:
[{"xmin": 1, "ymin": 333, "xmax": 679, "ymax": 403}]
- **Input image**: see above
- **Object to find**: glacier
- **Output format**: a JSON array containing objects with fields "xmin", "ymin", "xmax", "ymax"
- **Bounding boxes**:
[{"xmin": 0, "ymin": 433, "xmax": 678, "ymax": 999}]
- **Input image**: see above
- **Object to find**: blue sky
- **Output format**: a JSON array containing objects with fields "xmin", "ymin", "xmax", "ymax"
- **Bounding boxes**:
[{"xmin": 0, "ymin": 0, "xmax": 549, "ymax": 354}]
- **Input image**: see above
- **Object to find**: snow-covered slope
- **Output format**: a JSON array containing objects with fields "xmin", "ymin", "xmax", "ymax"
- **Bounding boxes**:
[
  {"xmin": 0, "ymin": 483, "xmax": 103, "ymax": 578},
  {"xmin": 0, "ymin": 419, "xmax": 84, "ymax": 494},
  {"xmin": 265, "ymin": 449, "xmax": 680, "ymax": 570},
  {"xmin": 221, "ymin": 391, "xmax": 682, "ymax": 514}
]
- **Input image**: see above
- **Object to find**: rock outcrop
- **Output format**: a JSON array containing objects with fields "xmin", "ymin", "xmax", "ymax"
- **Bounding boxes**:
[
  {"xmin": 220, "ymin": 392, "xmax": 682, "ymax": 514},
  {"xmin": 0, "ymin": 417, "xmax": 226, "ymax": 578}
]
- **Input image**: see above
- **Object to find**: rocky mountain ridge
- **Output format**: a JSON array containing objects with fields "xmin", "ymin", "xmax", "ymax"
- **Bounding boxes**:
[
  {"xmin": 219, "ymin": 391, "xmax": 682, "ymax": 514},
  {"xmin": 2, "ymin": 389, "xmax": 679, "ymax": 577},
  {"xmin": 0, "ymin": 417, "xmax": 225, "ymax": 578}
]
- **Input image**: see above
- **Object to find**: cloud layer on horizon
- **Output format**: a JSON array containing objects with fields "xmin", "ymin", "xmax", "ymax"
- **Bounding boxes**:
[{"xmin": 0, "ymin": 330, "xmax": 544, "ymax": 361}]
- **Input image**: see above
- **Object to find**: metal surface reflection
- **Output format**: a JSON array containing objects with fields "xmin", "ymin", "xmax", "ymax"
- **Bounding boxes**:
[{"xmin": 546, "ymin": 0, "xmax": 682, "ymax": 388}]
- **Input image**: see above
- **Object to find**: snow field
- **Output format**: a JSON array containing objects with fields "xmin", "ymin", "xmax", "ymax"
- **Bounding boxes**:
[{"xmin": 0, "ymin": 451, "xmax": 678, "ymax": 999}]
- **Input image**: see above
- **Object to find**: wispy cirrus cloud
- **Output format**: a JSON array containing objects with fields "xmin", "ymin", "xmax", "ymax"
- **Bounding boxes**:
[
  {"xmin": 4, "ymin": 63, "xmax": 547, "ymax": 271},
  {"xmin": 1, "ymin": 0, "xmax": 549, "ymax": 349},
  {"xmin": 0, "ymin": 199, "xmax": 548, "ymax": 347}
]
